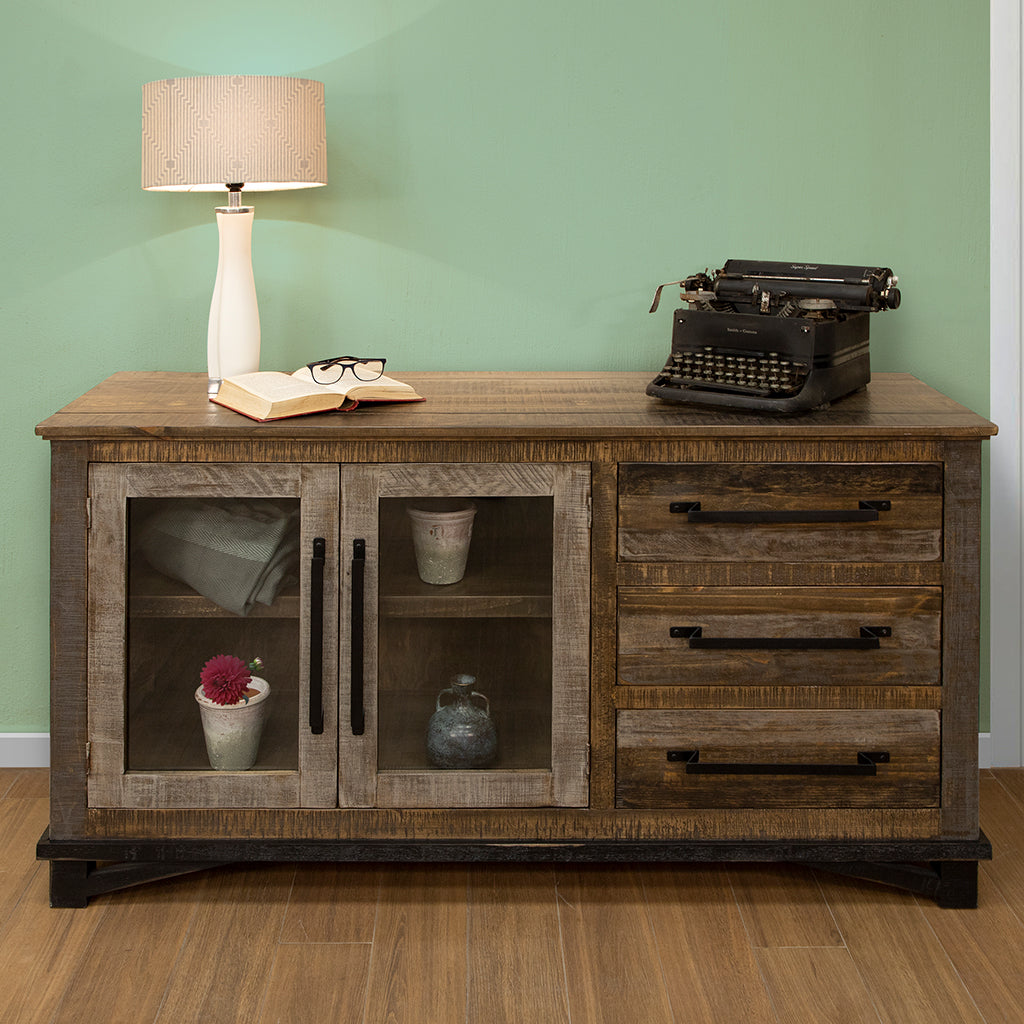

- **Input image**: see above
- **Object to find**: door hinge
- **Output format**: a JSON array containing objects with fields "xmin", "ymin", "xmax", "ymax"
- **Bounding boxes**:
[
  {"xmin": 586, "ymin": 496, "xmax": 593, "ymax": 530},
  {"xmin": 85, "ymin": 496, "xmax": 92, "ymax": 531},
  {"xmin": 84, "ymin": 741, "xmax": 91, "ymax": 775}
]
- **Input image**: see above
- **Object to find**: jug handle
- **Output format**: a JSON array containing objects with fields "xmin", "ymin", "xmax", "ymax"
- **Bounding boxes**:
[{"xmin": 435, "ymin": 688, "xmax": 490, "ymax": 714}]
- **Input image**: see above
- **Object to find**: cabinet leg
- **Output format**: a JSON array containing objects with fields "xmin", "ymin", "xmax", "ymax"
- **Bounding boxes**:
[
  {"xmin": 810, "ymin": 859, "xmax": 981, "ymax": 908},
  {"xmin": 49, "ymin": 860, "xmax": 94, "ymax": 908},
  {"xmin": 934, "ymin": 860, "xmax": 979, "ymax": 909},
  {"xmin": 47, "ymin": 856, "xmax": 228, "ymax": 907}
]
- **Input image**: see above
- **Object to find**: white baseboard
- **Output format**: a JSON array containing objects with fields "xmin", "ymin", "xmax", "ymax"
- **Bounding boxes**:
[
  {"xmin": 979, "ymin": 733, "xmax": 994, "ymax": 770},
  {"xmin": 0, "ymin": 734, "xmax": 50, "ymax": 768}
]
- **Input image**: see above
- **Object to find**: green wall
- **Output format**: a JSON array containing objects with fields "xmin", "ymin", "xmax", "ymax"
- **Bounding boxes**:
[{"xmin": 1, "ymin": 0, "xmax": 991, "ymax": 735}]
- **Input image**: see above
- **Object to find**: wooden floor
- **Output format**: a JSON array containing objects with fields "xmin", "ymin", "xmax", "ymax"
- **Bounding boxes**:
[{"xmin": 3, "ymin": 770, "xmax": 1024, "ymax": 1023}]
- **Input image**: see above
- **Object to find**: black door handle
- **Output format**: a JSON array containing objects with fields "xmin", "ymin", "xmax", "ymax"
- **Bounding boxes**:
[
  {"xmin": 351, "ymin": 539, "xmax": 366, "ymax": 736},
  {"xmin": 309, "ymin": 537, "xmax": 325, "ymax": 735}
]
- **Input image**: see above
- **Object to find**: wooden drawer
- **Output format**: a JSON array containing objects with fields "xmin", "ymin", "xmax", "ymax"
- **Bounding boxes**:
[
  {"xmin": 615, "ymin": 709, "xmax": 940, "ymax": 808},
  {"xmin": 617, "ymin": 586, "xmax": 941, "ymax": 687},
  {"xmin": 618, "ymin": 462, "xmax": 943, "ymax": 562}
]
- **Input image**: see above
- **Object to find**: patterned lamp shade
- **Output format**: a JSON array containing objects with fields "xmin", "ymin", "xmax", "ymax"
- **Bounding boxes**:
[{"xmin": 141, "ymin": 76, "xmax": 327, "ymax": 192}]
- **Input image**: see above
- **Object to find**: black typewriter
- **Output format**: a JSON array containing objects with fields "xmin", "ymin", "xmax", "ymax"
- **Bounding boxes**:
[{"xmin": 646, "ymin": 260, "xmax": 900, "ymax": 413}]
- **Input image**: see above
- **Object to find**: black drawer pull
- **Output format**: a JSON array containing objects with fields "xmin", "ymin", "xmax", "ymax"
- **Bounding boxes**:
[
  {"xmin": 668, "ymin": 500, "xmax": 891, "ymax": 523},
  {"xmin": 309, "ymin": 537, "xmax": 326, "ymax": 735},
  {"xmin": 667, "ymin": 749, "xmax": 890, "ymax": 775},
  {"xmin": 351, "ymin": 539, "xmax": 366, "ymax": 736},
  {"xmin": 670, "ymin": 625, "xmax": 891, "ymax": 650}
]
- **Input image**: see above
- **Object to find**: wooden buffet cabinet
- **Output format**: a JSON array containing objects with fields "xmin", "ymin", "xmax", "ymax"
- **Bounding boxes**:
[{"xmin": 36, "ymin": 371, "xmax": 997, "ymax": 906}]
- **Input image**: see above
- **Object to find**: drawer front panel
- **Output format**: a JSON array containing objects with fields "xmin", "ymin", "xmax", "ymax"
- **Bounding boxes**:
[
  {"xmin": 616, "ymin": 709, "xmax": 940, "ymax": 808},
  {"xmin": 617, "ymin": 587, "xmax": 941, "ymax": 687},
  {"xmin": 618, "ymin": 462, "xmax": 943, "ymax": 562}
]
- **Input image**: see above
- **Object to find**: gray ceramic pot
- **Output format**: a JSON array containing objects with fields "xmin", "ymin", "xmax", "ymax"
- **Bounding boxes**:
[{"xmin": 426, "ymin": 674, "xmax": 497, "ymax": 768}]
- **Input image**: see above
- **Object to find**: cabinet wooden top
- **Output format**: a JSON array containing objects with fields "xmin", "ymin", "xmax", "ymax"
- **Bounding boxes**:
[{"xmin": 36, "ymin": 371, "xmax": 996, "ymax": 442}]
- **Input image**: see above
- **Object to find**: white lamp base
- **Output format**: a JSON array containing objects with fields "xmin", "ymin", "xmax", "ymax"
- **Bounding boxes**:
[{"xmin": 207, "ymin": 205, "xmax": 260, "ymax": 396}]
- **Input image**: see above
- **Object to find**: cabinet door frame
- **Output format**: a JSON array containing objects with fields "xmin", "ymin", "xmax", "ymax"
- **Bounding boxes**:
[
  {"xmin": 339, "ymin": 462, "xmax": 591, "ymax": 808},
  {"xmin": 86, "ymin": 462, "xmax": 340, "ymax": 809}
]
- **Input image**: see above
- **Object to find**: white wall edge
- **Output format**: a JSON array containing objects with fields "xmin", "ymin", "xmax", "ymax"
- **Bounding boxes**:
[
  {"xmin": 990, "ymin": 0, "xmax": 1023, "ymax": 767},
  {"xmin": 0, "ymin": 734, "xmax": 50, "ymax": 769}
]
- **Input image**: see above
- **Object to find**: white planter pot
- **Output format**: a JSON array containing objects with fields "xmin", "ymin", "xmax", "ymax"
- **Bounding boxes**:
[
  {"xmin": 195, "ymin": 677, "xmax": 271, "ymax": 771},
  {"xmin": 406, "ymin": 500, "xmax": 477, "ymax": 584}
]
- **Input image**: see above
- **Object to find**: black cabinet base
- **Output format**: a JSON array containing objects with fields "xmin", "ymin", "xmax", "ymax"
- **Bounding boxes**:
[{"xmin": 37, "ymin": 830, "xmax": 991, "ymax": 908}]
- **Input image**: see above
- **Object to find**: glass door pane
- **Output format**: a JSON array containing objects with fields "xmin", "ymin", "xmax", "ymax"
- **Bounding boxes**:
[
  {"xmin": 126, "ymin": 496, "xmax": 301, "ymax": 772},
  {"xmin": 376, "ymin": 495, "xmax": 555, "ymax": 773}
]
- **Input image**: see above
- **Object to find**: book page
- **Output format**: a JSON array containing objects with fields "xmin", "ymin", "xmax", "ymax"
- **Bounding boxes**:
[{"xmin": 229, "ymin": 372, "xmax": 321, "ymax": 401}]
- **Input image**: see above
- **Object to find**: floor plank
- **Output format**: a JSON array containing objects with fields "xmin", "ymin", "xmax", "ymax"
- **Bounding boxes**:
[
  {"xmin": 4, "ymin": 769, "xmax": 48, "ymax": 799},
  {"xmin": 0, "ymin": 769, "xmax": 18, "ymax": 799},
  {"xmin": 755, "ymin": 947, "xmax": 882, "ymax": 1024},
  {"xmin": 279, "ymin": 863, "xmax": 381, "ymax": 943},
  {"xmin": 920, "ymin": 870, "xmax": 1024, "ymax": 1024},
  {"xmin": 990, "ymin": 768, "xmax": 1024, "ymax": 808},
  {"xmin": 467, "ymin": 865, "xmax": 569, "ymax": 1024},
  {"xmin": 729, "ymin": 864, "xmax": 844, "ymax": 948},
  {"xmin": 556, "ymin": 865, "xmax": 675, "ymax": 1024},
  {"xmin": 0, "ymin": 793, "xmax": 57, "ymax": 930},
  {"xmin": 0, "ymin": 865, "xmax": 103, "ymax": 1024},
  {"xmin": 50, "ymin": 874, "xmax": 202, "ymax": 1024},
  {"xmin": 259, "ymin": 943, "xmax": 372, "ymax": 1024},
  {"xmin": 153, "ymin": 864, "xmax": 297, "ymax": 1024},
  {"xmin": 642, "ymin": 864, "xmax": 778, "ymax": 1024},
  {"xmin": 818, "ymin": 874, "xmax": 985, "ymax": 1024},
  {"xmin": 979, "ymin": 772, "xmax": 1024, "ymax": 912},
  {"xmin": 364, "ymin": 864, "xmax": 468, "ymax": 1024}
]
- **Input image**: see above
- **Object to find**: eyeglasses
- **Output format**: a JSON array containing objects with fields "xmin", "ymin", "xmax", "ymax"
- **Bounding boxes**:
[{"xmin": 306, "ymin": 356, "xmax": 386, "ymax": 385}]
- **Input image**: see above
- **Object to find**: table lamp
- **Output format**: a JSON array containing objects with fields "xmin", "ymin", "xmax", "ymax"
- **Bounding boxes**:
[{"xmin": 141, "ymin": 76, "xmax": 327, "ymax": 395}]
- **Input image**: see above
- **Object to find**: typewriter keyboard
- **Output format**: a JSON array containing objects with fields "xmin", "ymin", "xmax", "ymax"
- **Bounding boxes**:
[{"xmin": 663, "ymin": 346, "xmax": 809, "ymax": 396}]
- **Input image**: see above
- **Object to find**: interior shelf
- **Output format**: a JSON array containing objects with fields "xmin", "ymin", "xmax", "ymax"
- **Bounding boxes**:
[
  {"xmin": 378, "ymin": 495, "xmax": 553, "ymax": 619},
  {"xmin": 377, "ymin": 689, "xmax": 552, "ymax": 771},
  {"xmin": 379, "ymin": 564, "xmax": 552, "ymax": 619},
  {"xmin": 129, "ymin": 565, "xmax": 300, "ymax": 619}
]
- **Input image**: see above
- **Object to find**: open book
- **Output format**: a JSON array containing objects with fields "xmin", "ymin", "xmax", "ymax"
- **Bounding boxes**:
[{"xmin": 211, "ymin": 366, "xmax": 424, "ymax": 422}]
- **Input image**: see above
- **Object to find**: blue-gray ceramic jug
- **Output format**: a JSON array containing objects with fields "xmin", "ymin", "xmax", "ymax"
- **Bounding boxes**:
[{"xmin": 426, "ymin": 674, "xmax": 497, "ymax": 768}]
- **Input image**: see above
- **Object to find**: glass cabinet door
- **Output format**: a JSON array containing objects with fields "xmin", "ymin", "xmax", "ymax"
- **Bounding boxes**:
[
  {"xmin": 339, "ymin": 464, "xmax": 590, "ymax": 808},
  {"xmin": 87, "ymin": 463, "xmax": 339, "ymax": 808}
]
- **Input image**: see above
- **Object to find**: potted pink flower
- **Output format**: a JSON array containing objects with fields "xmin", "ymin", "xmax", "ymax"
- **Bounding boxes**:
[{"xmin": 194, "ymin": 655, "xmax": 270, "ymax": 770}]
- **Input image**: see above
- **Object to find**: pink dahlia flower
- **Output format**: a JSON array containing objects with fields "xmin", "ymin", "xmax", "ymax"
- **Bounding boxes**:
[{"xmin": 200, "ymin": 655, "xmax": 252, "ymax": 705}]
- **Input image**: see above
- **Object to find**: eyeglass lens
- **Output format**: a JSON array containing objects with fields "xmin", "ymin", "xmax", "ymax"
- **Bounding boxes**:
[{"xmin": 310, "ymin": 358, "xmax": 386, "ymax": 384}]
